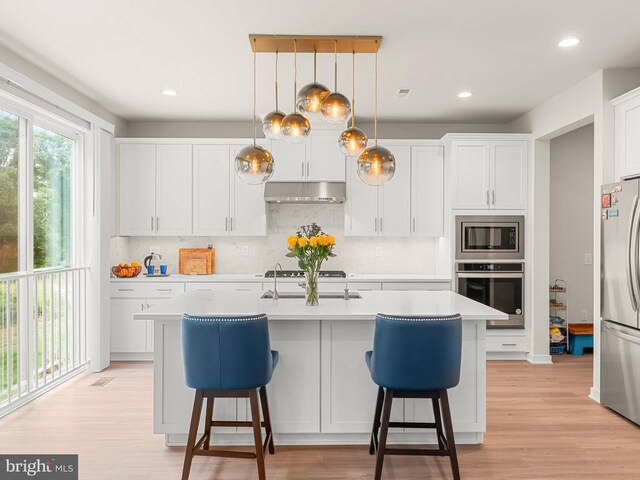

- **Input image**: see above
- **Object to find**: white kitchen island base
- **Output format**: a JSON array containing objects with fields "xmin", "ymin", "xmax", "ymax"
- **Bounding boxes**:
[{"xmin": 135, "ymin": 291, "xmax": 506, "ymax": 446}]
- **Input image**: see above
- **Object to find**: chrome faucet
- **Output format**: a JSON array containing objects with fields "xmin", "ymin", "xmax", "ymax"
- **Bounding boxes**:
[{"xmin": 273, "ymin": 263, "xmax": 283, "ymax": 300}]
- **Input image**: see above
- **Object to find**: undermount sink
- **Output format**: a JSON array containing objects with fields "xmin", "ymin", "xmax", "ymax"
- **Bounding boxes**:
[{"xmin": 261, "ymin": 291, "xmax": 362, "ymax": 300}]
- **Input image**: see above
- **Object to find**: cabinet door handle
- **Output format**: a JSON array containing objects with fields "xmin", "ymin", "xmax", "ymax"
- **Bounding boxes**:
[
  {"xmin": 412, "ymin": 218, "xmax": 416, "ymax": 232},
  {"xmin": 230, "ymin": 217, "xmax": 233, "ymax": 232},
  {"xmin": 486, "ymin": 190, "xmax": 490, "ymax": 205},
  {"xmin": 380, "ymin": 217, "xmax": 383, "ymax": 232},
  {"xmin": 374, "ymin": 217, "xmax": 378, "ymax": 232},
  {"xmin": 141, "ymin": 303, "xmax": 145, "ymax": 310},
  {"xmin": 307, "ymin": 162, "xmax": 310, "ymax": 178},
  {"xmin": 150, "ymin": 216, "xmax": 154, "ymax": 231},
  {"xmin": 492, "ymin": 190, "xmax": 496, "ymax": 205},
  {"xmin": 156, "ymin": 217, "xmax": 159, "ymax": 231},
  {"xmin": 196, "ymin": 288, "xmax": 212, "ymax": 292},
  {"xmin": 225, "ymin": 217, "xmax": 228, "ymax": 231},
  {"xmin": 156, "ymin": 288, "xmax": 172, "ymax": 292},
  {"xmin": 301, "ymin": 162, "xmax": 305, "ymax": 178},
  {"xmin": 502, "ymin": 343, "xmax": 517, "ymax": 347},
  {"xmin": 118, "ymin": 288, "xmax": 134, "ymax": 292}
]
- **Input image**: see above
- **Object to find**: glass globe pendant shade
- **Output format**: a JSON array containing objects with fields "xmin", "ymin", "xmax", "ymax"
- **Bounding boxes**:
[
  {"xmin": 357, "ymin": 145, "xmax": 396, "ymax": 186},
  {"xmin": 281, "ymin": 112, "xmax": 311, "ymax": 144},
  {"xmin": 339, "ymin": 127, "xmax": 368, "ymax": 156},
  {"xmin": 234, "ymin": 144, "xmax": 274, "ymax": 185},
  {"xmin": 321, "ymin": 92, "xmax": 352, "ymax": 123},
  {"xmin": 262, "ymin": 110, "xmax": 286, "ymax": 140},
  {"xmin": 297, "ymin": 82, "xmax": 330, "ymax": 115}
]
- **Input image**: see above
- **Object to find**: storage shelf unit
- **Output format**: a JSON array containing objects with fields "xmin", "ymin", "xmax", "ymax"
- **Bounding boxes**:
[{"xmin": 549, "ymin": 280, "xmax": 568, "ymax": 354}]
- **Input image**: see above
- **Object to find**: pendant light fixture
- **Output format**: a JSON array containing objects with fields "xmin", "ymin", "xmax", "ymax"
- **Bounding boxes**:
[
  {"xmin": 281, "ymin": 39, "xmax": 311, "ymax": 143},
  {"xmin": 235, "ymin": 39, "xmax": 274, "ymax": 184},
  {"xmin": 339, "ymin": 51, "xmax": 368, "ymax": 156},
  {"xmin": 357, "ymin": 41, "xmax": 395, "ymax": 186},
  {"xmin": 321, "ymin": 40, "xmax": 352, "ymax": 123},
  {"xmin": 262, "ymin": 51, "xmax": 285, "ymax": 140},
  {"xmin": 297, "ymin": 50, "xmax": 330, "ymax": 116}
]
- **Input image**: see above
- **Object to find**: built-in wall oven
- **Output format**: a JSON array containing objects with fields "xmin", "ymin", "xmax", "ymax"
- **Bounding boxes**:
[
  {"xmin": 455, "ymin": 215, "xmax": 525, "ymax": 329},
  {"xmin": 456, "ymin": 262, "xmax": 525, "ymax": 329}
]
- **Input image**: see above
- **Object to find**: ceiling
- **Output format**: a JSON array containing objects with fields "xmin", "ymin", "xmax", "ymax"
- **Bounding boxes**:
[{"xmin": 1, "ymin": 0, "xmax": 640, "ymax": 124}]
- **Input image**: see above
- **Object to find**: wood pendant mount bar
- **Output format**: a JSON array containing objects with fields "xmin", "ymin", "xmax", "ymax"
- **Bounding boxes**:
[{"xmin": 249, "ymin": 35, "xmax": 382, "ymax": 53}]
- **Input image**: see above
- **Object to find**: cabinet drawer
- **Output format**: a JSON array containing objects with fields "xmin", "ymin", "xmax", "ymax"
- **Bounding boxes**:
[
  {"xmin": 382, "ymin": 282, "xmax": 451, "ymax": 291},
  {"xmin": 486, "ymin": 336, "xmax": 528, "ymax": 352},
  {"xmin": 110, "ymin": 282, "xmax": 185, "ymax": 298},
  {"xmin": 185, "ymin": 282, "xmax": 262, "ymax": 293}
]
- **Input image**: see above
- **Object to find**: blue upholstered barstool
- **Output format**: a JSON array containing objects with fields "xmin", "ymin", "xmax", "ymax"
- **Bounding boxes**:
[
  {"xmin": 180, "ymin": 313, "xmax": 279, "ymax": 480},
  {"xmin": 365, "ymin": 313, "xmax": 463, "ymax": 480}
]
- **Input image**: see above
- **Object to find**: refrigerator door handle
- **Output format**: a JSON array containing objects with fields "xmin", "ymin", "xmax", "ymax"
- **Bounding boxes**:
[
  {"xmin": 627, "ymin": 194, "xmax": 640, "ymax": 312},
  {"xmin": 603, "ymin": 322, "xmax": 640, "ymax": 345}
]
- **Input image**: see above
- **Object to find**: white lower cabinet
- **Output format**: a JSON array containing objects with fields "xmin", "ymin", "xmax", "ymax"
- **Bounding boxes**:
[
  {"xmin": 382, "ymin": 282, "xmax": 451, "ymax": 291},
  {"xmin": 486, "ymin": 335, "xmax": 528, "ymax": 352},
  {"xmin": 320, "ymin": 321, "xmax": 403, "ymax": 433}
]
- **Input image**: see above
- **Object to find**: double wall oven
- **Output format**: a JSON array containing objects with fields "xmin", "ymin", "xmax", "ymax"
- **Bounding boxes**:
[{"xmin": 455, "ymin": 216, "xmax": 525, "ymax": 329}]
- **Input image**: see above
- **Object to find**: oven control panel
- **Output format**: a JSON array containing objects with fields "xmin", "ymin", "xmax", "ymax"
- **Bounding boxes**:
[{"xmin": 456, "ymin": 262, "xmax": 524, "ymax": 272}]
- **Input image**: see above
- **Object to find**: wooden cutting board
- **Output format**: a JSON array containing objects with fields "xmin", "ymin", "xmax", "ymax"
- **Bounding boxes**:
[{"xmin": 179, "ymin": 247, "xmax": 215, "ymax": 275}]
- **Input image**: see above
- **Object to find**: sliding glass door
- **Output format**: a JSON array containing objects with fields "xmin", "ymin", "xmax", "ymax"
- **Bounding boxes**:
[{"xmin": 0, "ymin": 101, "xmax": 87, "ymax": 415}]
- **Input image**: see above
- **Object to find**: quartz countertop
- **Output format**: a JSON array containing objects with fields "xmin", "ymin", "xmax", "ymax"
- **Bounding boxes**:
[
  {"xmin": 110, "ymin": 273, "xmax": 452, "ymax": 283},
  {"xmin": 134, "ymin": 290, "xmax": 506, "ymax": 322}
]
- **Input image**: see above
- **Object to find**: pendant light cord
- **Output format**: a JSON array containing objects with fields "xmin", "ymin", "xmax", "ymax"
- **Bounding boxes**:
[
  {"xmin": 253, "ymin": 39, "xmax": 257, "ymax": 145},
  {"xmin": 313, "ymin": 50, "xmax": 317, "ymax": 83},
  {"xmin": 293, "ymin": 39, "xmax": 297, "ymax": 112},
  {"xmin": 374, "ymin": 41, "xmax": 378, "ymax": 146},
  {"xmin": 351, "ymin": 51, "xmax": 355, "ymax": 129},
  {"xmin": 334, "ymin": 40, "xmax": 338, "ymax": 92},
  {"xmin": 275, "ymin": 50, "xmax": 279, "ymax": 111}
]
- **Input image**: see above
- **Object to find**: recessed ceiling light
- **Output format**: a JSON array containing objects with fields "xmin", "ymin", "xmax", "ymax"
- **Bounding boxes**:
[
  {"xmin": 559, "ymin": 37, "xmax": 580, "ymax": 48},
  {"xmin": 457, "ymin": 91, "xmax": 472, "ymax": 98},
  {"xmin": 162, "ymin": 89, "xmax": 178, "ymax": 96}
]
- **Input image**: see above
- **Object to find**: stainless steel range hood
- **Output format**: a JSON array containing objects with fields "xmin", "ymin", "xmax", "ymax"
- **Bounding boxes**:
[{"xmin": 264, "ymin": 182, "xmax": 346, "ymax": 204}]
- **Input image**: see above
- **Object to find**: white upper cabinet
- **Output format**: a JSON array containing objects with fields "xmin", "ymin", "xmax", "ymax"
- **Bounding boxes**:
[
  {"xmin": 268, "ymin": 140, "xmax": 306, "ymax": 182},
  {"xmin": 119, "ymin": 144, "xmax": 156, "ymax": 236},
  {"xmin": 451, "ymin": 137, "xmax": 528, "ymax": 210},
  {"xmin": 411, "ymin": 146, "xmax": 444, "ymax": 237},
  {"xmin": 268, "ymin": 129, "xmax": 346, "ymax": 183},
  {"xmin": 614, "ymin": 88, "xmax": 640, "ymax": 180},
  {"xmin": 308, "ymin": 132, "xmax": 346, "ymax": 182},
  {"xmin": 491, "ymin": 141, "xmax": 528, "ymax": 209},
  {"xmin": 379, "ymin": 145, "xmax": 411, "ymax": 237},
  {"xmin": 155, "ymin": 145, "xmax": 193, "ymax": 235},
  {"xmin": 119, "ymin": 141, "xmax": 266, "ymax": 237},
  {"xmin": 230, "ymin": 145, "xmax": 267, "ymax": 236},
  {"xmin": 119, "ymin": 144, "xmax": 193, "ymax": 235},
  {"xmin": 345, "ymin": 144, "xmax": 413, "ymax": 237},
  {"xmin": 344, "ymin": 155, "xmax": 379, "ymax": 236},
  {"xmin": 192, "ymin": 145, "xmax": 230, "ymax": 235}
]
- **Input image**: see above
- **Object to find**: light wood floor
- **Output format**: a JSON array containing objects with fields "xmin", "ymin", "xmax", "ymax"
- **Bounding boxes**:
[{"xmin": 1, "ymin": 355, "xmax": 639, "ymax": 479}]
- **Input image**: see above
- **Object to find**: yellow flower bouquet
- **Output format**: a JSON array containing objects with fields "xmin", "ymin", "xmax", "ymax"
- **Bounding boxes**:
[{"xmin": 286, "ymin": 223, "xmax": 336, "ymax": 305}]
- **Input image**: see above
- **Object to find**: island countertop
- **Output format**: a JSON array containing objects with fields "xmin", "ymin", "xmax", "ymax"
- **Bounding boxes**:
[{"xmin": 134, "ymin": 290, "xmax": 508, "ymax": 322}]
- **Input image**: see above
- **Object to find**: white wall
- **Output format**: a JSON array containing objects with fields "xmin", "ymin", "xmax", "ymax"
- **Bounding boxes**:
[
  {"xmin": 110, "ymin": 204, "xmax": 439, "ymax": 275},
  {"xmin": 549, "ymin": 124, "xmax": 594, "ymax": 323},
  {"xmin": 122, "ymin": 120, "xmax": 514, "ymax": 139}
]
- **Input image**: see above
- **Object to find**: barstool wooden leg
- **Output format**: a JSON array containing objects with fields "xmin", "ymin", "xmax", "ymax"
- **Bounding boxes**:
[
  {"xmin": 431, "ymin": 396, "xmax": 446, "ymax": 451},
  {"xmin": 259, "ymin": 386, "xmax": 275, "ymax": 454},
  {"xmin": 203, "ymin": 396, "xmax": 214, "ymax": 450},
  {"xmin": 249, "ymin": 388, "xmax": 266, "ymax": 480},
  {"xmin": 440, "ymin": 389, "xmax": 460, "ymax": 480},
  {"xmin": 181, "ymin": 390, "xmax": 204, "ymax": 480},
  {"xmin": 374, "ymin": 388, "xmax": 394, "ymax": 480},
  {"xmin": 369, "ymin": 386, "xmax": 385, "ymax": 455}
]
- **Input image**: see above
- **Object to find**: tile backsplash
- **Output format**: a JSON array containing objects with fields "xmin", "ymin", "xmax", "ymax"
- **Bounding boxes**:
[{"xmin": 110, "ymin": 204, "xmax": 441, "ymax": 274}]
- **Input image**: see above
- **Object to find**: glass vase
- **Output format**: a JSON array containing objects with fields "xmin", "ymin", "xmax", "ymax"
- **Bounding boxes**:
[{"xmin": 305, "ymin": 268, "xmax": 320, "ymax": 306}]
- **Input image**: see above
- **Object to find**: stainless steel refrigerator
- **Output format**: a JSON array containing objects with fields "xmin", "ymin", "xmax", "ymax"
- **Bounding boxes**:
[{"xmin": 601, "ymin": 180, "xmax": 640, "ymax": 425}]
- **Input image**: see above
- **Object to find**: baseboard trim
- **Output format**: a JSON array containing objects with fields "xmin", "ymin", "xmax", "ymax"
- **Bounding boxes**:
[
  {"xmin": 589, "ymin": 387, "xmax": 601, "ymax": 404},
  {"xmin": 487, "ymin": 351, "xmax": 528, "ymax": 361},
  {"xmin": 526, "ymin": 353, "xmax": 553, "ymax": 365},
  {"xmin": 110, "ymin": 353, "xmax": 154, "ymax": 361}
]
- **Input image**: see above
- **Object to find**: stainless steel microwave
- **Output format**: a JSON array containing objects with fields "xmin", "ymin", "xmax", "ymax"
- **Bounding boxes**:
[{"xmin": 455, "ymin": 215, "xmax": 524, "ymax": 260}]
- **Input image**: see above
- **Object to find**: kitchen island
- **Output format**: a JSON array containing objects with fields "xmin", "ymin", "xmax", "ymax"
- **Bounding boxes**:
[{"xmin": 134, "ymin": 290, "xmax": 507, "ymax": 446}]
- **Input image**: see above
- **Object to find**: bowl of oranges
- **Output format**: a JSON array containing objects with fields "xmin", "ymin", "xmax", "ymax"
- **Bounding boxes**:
[{"xmin": 112, "ymin": 261, "xmax": 142, "ymax": 278}]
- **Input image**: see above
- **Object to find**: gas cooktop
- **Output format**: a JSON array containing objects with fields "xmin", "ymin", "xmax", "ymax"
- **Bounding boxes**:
[{"xmin": 264, "ymin": 270, "xmax": 347, "ymax": 278}]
